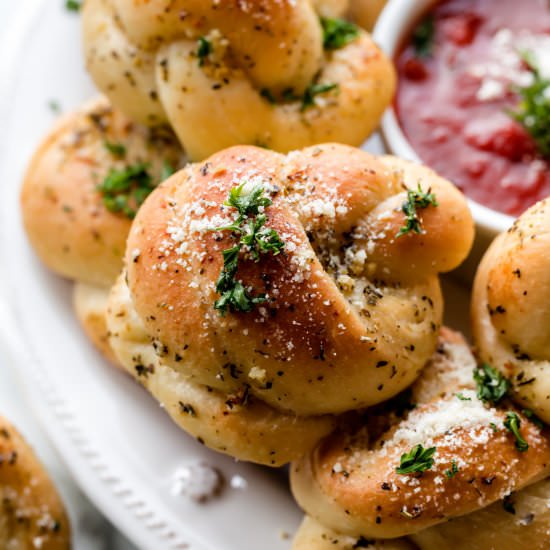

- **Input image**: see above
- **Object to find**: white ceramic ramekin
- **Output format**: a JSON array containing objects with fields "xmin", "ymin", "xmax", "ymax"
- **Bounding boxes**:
[{"xmin": 373, "ymin": 0, "xmax": 515, "ymax": 262}]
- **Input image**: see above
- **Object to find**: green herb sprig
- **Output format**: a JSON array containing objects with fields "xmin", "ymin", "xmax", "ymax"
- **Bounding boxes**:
[
  {"xmin": 456, "ymin": 392, "xmax": 471, "ymax": 401},
  {"xmin": 473, "ymin": 364, "xmax": 510, "ymax": 405},
  {"xmin": 504, "ymin": 411, "xmax": 529, "ymax": 452},
  {"xmin": 412, "ymin": 15, "xmax": 435, "ymax": 58},
  {"xmin": 98, "ymin": 160, "xmax": 175, "ymax": 218},
  {"xmin": 98, "ymin": 163, "xmax": 154, "ymax": 218},
  {"xmin": 509, "ymin": 52, "xmax": 550, "ymax": 158},
  {"xmin": 210, "ymin": 182, "xmax": 285, "ymax": 315},
  {"xmin": 396, "ymin": 444, "xmax": 436, "ymax": 474},
  {"xmin": 321, "ymin": 17, "xmax": 359, "ymax": 50},
  {"xmin": 197, "ymin": 37, "xmax": 213, "ymax": 67},
  {"xmin": 397, "ymin": 183, "xmax": 438, "ymax": 237},
  {"xmin": 65, "ymin": 0, "xmax": 82, "ymax": 12},
  {"xmin": 301, "ymin": 82, "xmax": 339, "ymax": 111},
  {"xmin": 260, "ymin": 82, "xmax": 339, "ymax": 110},
  {"xmin": 103, "ymin": 141, "xmax": 127, "ymax": 158},
  {"xmin": 444, "ymin": 459, "xmax": 459, "ymax": 479}
]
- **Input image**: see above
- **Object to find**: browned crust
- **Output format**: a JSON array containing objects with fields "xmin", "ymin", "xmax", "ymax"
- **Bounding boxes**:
[
  {"xmin": 123, "ymin": 144, "xmax": 473, "ymax": 419},
  {"xmin": 291, "ymin": 330, "xmax": 550, "ymax": 538},
  {"xmin": 0, "ymin": 417, "xmax": 70, "ymax": 549},
  {"xmin": 21, "ymin": 95, "xmax": 183, "ymax": 287},
  {"xmin": 472, "ymin": 198, "xmax": 550, "ymax": 423}
]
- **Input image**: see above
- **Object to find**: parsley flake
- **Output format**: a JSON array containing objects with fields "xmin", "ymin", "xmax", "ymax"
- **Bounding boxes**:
[
  {"xmin": 65, "ymin": 0, "xmax": 82, "ymax": 12},
  {"xmin": 260, "ymin": 88, "xmax": 277, "ymax": 104},
  {"xmin": 301, "ymin": 82, "xmax": 339, "ymax": 111},
  {"xmin": 103, "ymin": 141, "xmax": 127, "ymax": 158},
  {"xmin": 259, "ymin": 81, "xmax": 338, "ymax": 110},
  {"xmin": 396, "ymin": 444, "xmax": 436, "ymax": 474},
  {"xmin": 508, "ymin": 52, "xmax": 550, "ymax": 158},
  {"xmin": 197, "ymin": 37, "xmax": 212, "ymax": 67},
  {"xmin": 473, "ymin": 364, "xmax": 510, "ymax": 405},
  {"xmin": 412, "ymin": 15, "xmax": 435, "ymax": 58},
  {"xmin": 504, "ymin": 411, "xmax": 529, "ymax": 452},
  {"xmin": 321, "ymin": 17, "xmax": 359, "ymax": 50},
  {"xmin": 456, "ymin": 392, "xmax": 471, "ymax": 401},
  {"xmin": 48, "ymin": 99, "xmax": 61, "ymax": 114},
  {"xmin": 444, "ymin": 459, "xmax": 459, "ymax": 479},
  {"xmin": 210, "ymin": 182, "xmax": 285, "ymax": 315},
  {"xmin": 396, "ymin": 183, "xmax": 438, "ymax": 237},
  {"xmin": 97, "ymin": 163, "xmax": 155, "ymax": 219}
]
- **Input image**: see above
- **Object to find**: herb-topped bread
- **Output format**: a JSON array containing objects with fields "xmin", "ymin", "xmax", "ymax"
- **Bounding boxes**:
[
  {"xmin": 106, "ymin": 143, "xmax": 473, "ymax": 465},
  {"xmin": 82, "ymin": 0, "xmax": 395, "ymax": 160}
]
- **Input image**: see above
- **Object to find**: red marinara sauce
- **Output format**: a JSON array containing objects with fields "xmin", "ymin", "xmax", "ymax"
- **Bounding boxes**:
[{"xmin": 395, "ymin": 0, "xmax": 550, "ymax": 216}]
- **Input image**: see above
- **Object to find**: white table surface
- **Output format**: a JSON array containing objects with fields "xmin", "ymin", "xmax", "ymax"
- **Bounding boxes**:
[{"xmin": 0, "ymin": 1, "xmax": 136, "ymax": 548}]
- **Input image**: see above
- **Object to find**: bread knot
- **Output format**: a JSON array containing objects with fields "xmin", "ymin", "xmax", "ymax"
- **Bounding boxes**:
[
  {"xmin": 106, "ymin": 143, "xmax": 474, "ymax": 465},
  {"xmin": 290, "ymin": 329, "xmax": 550, "ymax": 544},
  {"xmin": 473, "ymin": 198, "xmax": 550, "ymax": 424},
  {"xmin": 82, "ymin": 0, "xmax": 395, "ymax": 159}
]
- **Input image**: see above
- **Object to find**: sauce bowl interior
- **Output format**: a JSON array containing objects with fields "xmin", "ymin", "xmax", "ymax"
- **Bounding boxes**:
[{"xmin": 373, "ymin": 0, "xmax": 515, "ymax": 246}]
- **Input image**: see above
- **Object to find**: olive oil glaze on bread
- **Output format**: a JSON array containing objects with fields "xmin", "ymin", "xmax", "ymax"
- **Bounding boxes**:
[
  {"xmin": 20, "ymin": 96, "xmax": 185, "ymax": 364},
  {"xmin": 106, "ymin": 143, "xmax": 473, "ymax": 465},
  {"xmin": 82, "ymin": 0, "xmax": 395, "ymax": 160},
  {"xmin": 291, "ymin": 329, "xmax": 550, "ymax": 549},
  {"xmin": 0, "ymin": 416, "xmax": 70, "ymax": 550}
]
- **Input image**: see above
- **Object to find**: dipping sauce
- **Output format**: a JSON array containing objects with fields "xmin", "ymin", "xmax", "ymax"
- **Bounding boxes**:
[{"xmin": 395, "ymin": 0, "xmax": 550, "ymax": 216}]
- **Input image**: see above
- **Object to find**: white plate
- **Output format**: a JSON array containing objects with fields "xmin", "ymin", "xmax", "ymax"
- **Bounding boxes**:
[{"xmin": 0, "ymin": 2, "xmax": 471, "ymax": 549}]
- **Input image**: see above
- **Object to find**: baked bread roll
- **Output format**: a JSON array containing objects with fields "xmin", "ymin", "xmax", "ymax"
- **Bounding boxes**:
[
  {"xmin": 293, "ymin": 516, "xmax": 414, "ymax": 550},
  {"xmin": 0, "ymin": 416, "xmax": 70, "ymax": 549},
  {"xmin": 472, "ymin": 198, "xmax": 550, "ymax": 424},
  {"xmin": 411, "ymin": 477, "xmax": 550, "ymax": 550},
  {"xmin": 291, "ymin": 329, "xmax": 550, "ymax": 540},
  {"xmin": 21, "ymin": 95, "xmax": 184, "ymax": 287},
  {"xmin": 106, "ymin": 143, "xmax": 473, "ymax": 464},
  {"xmin": 295, "ymin": 467, "xmax": 550, "ymax": 550},
  {"xmin": 21, "ymin": 96, "xmax": 184, "ymax": 363},
  {"xmin": 82, "ymin": 0, "xmax": 396, "ymax": 160}
]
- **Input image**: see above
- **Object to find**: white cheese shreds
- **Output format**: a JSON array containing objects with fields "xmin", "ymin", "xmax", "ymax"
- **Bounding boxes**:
[
  {"xmin": 171, "ymin": 462, "xmax": 223, "ymax": 502},
  {"xmin": 389, "ymin": 390, "xmax": 500, "ymax": 449},
  {"xmin": 471, "ymin": 28, "xmax": 550, "ymax": 102}
]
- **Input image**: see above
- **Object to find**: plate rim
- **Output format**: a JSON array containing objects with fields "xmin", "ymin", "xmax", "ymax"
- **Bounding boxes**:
[{"xmin": 0, "ymin": 3, "xmax": 216, "ymax": 549}]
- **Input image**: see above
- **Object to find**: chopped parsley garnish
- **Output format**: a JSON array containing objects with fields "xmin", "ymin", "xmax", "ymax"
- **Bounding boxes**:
[
  {"xmin": 103, "ymin": 141, "xmax": 126, "ymax": 158},
  {"xmin": 412, "ymin": 15, "xmax": 435, "ymax": 58},
  {"xmin": 260, "ymin": 82, "xmax": 339, "ymax": 110},
  {"xmin": 444, "ymin": 459, "xmax": 459, "ymax": 479},
  {"xmin": 509, "ymin": 52, "xmax": 550, "ymax": 158},
  {"xmin": 396, "ymin": 183, "xmax": 438, "ymax": 237},
  {"xmin": 321, "ymin": 17, "xmax": 359, "ymax": 50},
  {"xmin": 97, "ymin": 163, "xmax": 155, "ymax": 219},
  {"xmin": 473, "ymin": 364, "xmax": 510, "ymax": 405},
  {"xmin": 301, "ymin": 82, "xmax": 339, "ymax": 111},
  {"xmin": 197, "ymin": 36, "xmax": 212, "ymax": 67},
  {"xmin": 456, "ymin": 392, "xmax": 471, "ymax": 401},
  {"xmin": 504, "ymin": 411, "xmax": 529, "ymax": 452},
  {"xmin": 210, "ymin": 182, "xmax": 285, "ymax": 315},
  {"xmin": 65, "ymin": 0, "xmax": 82, "ymax": 12},
  {"xmin": 396, "ymin": 444, "xmax": 436, "ymax": 474},
  {"xmin": 260, "ymin": 88, "xmax": 277, "ymax": 104},
  {"xmin": 48, "ymin": 100, "xmax": 61, "ymax": 114}
]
